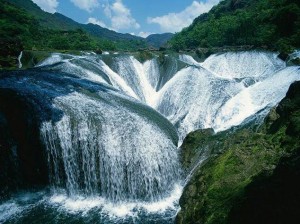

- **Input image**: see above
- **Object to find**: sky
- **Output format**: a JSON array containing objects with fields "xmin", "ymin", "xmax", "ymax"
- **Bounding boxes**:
[{"xmin": 32, "ymin": 0, "xmax": 220, "ymax": 37}]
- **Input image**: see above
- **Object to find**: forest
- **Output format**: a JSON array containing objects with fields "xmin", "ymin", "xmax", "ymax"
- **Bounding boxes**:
[
  {"xmin": 0, "ymin": 0, "xmax": 146, "ymax": 68},
  {"xmin": 170, "ymin": 0, "xmax": 300, "ymax": 54}
]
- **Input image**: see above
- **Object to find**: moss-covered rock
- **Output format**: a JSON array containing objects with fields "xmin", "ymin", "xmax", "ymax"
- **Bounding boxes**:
[
  {"xmin": 0, "ymin": 39, "xmax": 23, "ymax": 70},
  {"xmin": 228, "ymin": 147, "xmax": 300, "ymax": 224},
  {"xmin": 134, "ymin": 51, "xmax": 156, "ymax": 63},
  {"xmin": 287, "ymin": 57, "xmax": 300, "ymax": 66},
  {"xmin": 177, "ymin": 81, "xmax": 300, "ymax": 224},
  {"xmin": 180, "ymin": 128, "xmax": 215, "ymax": 171},
  {"xmin": 20, "ymin": 50, "xmax": 51, "ymax": 68}
]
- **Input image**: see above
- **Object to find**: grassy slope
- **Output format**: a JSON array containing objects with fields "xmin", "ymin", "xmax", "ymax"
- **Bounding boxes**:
[{"xmin": 177, "ymin": 81, "xmax": 300, "ymax": 224}]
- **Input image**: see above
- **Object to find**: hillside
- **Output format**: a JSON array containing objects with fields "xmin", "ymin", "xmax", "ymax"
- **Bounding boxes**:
[
  {"xmin": 146, "ymin": 33, "xmax": 174, "ymax": 48},
  {"xmin": 0, "ymin": 0, "xmax": 176, "ymax": 69},
  {"xmin": 170, "ymin": 0, "xmax": 300, "ymax": 53},
  {"xmin": 9, "ymin": 0, "xmax": 144, "ymax": 43},
  {"xmin": 0, "ymin": 0, "xmax": 119, "ymax": 68},
  {"xmin": 9, "ymin": 0, "xmax": 78, "ymax": 30},
  {"xmin": 8, "ymin": 0, "xmax": 173, "ymax": 49}
]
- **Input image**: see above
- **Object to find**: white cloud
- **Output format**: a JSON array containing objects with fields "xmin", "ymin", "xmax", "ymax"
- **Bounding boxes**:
[
  {"xmin": 147, "ymin": 0, "xmax": 219, "ymax": 33},
  {"xmin": 70, "ymin": 0, "xmax": 99, "ymax": 12},
  {"xmin": 138, "ymin": 31, "xmax": 153, "ymax": 38},
  {"xmin": 87, "ymin": 17, "xmax": 107, "ymax": 28},
  {"xmin": 104, "ymin": 0, "xmax": 140, "ymax": 31},
  {"xmin": 103, "ymin": 4, "xmax": 112, "ymax": 18},
  {"xmin": 32, "ymin": 0, "xmax": 58, "ymax": 13}
]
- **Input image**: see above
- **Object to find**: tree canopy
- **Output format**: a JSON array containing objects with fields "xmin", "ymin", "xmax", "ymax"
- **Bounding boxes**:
[{"xmin": 170, "ymin": 0, "xmax": 300, "ymax": 53}]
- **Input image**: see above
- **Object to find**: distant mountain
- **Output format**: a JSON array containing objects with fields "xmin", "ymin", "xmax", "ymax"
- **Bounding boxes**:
[
  {"xmin": 9, "ymin": 0, "xmax": 144, "ymax": 44},
  {"xmin": 0, "ymin": 0, "xmax": 174, "ymax": 68},
  {"xmin": 82, "ymin": 23, "xmax": 144, "ymax": 42},
  {"xmin": 146, "ymin": 33, "xmax": 174, "ymax": 48},
  {"xmin": 1, "ymin": 0, "xmax": 117, "ymax": 68},
  {"xmin": 170, "ymin": 0, "xmax": 300, "ymax": 53}
]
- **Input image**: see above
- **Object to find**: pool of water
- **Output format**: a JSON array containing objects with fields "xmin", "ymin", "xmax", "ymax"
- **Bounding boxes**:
[{"xmin": 0, "ymin": 185, "xmax": 182, "ymax": 224}]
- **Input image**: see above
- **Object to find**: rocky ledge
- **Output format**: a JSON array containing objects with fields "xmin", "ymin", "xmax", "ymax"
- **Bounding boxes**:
[{"xmin": 177, "ymin": 81, "xmax": 300, "ymax": 224}]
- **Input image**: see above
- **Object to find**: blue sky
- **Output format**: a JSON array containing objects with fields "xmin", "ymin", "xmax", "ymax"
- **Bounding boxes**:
[{"xmin": 32, "ymin": 0, "xmax": 219, "ymax": 37}]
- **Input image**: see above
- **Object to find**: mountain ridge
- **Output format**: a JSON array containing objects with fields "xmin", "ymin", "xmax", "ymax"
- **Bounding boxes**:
[
  {"xmin": 0, "ymin": 0, "xmax": 174, "ymax": 69},
  {"xmin": 9, "ymin": 0, "xmax": 144, "ymax": 42},
  {"xmin": 8, "ymin": 0, "xmax": 173, "ymax": 47}
]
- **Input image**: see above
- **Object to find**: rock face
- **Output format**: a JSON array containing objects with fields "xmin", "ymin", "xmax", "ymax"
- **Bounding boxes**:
[
  {"xmin": 180, "ymin": 128, "xmax": 215, "ymax": 172},
  {"xmin": 177, "ymin": 81, "xmax": 300, "ymax": 224},
  {"xmin": 0, "ymin": 89, "xmax": 49, "ymax": 199}
]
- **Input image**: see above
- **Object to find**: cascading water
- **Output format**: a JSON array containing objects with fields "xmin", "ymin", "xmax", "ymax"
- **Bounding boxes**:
[
  {"xmin": 212, "ymin": 66, "xmax": 300, "ymax": 131},
  {"xmin": 155, "ymin": 66, "xmax": 244, "ymax": 143},
  {"xmin": 40, "ymin": 91, "xmax": 180, "ymax": 202},
  {"xmin": 201, "ymin": 51, "xmax": 285, "ymax": 79},
  {"xmin": 17, "ymin": 51, "xmax": 23, "ymax": 69},
  {"xmin": 37, "ymin": 51, "xmax": 299, "ymax": 145},
  {"xmin": 0, "ymin": 69, "xmax": 182, "ymax": 223},
  {"xmin": 0, "ymin": 50, "xmax": 299, "ymax": 223}
]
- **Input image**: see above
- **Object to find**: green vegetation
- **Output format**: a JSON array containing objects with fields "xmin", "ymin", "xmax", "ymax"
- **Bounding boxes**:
[
  {"xmin": 177, "ymin": 81, "xmax": 300, "ymax": 224},
  {"xmin": 145, "ymin": 33, "xmax": 174, "ymax": 48},
  {"xmin": 134, "ymin": 51, "xmax": 156, "ymax": 63},
  {"xmin": 170, "ymin": 0, "xmax": 300, "ymax": 53},
  {"xmin": 8, "ymin": 0, "xmax": 148, "ymax": 47},
  {"xmin": 0, "ymin": 0, "xmax": 150, "ymax": 69},
  {"xmin": 0, "ymin": 0, "xmax": 117, "ymax": 69}
]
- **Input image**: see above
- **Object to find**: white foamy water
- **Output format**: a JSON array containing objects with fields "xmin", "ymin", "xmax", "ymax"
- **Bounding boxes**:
[
  {"xmin": 98, "ymin": 59, "xmax": 139, "ymax": 99},
  {"xmin": 156, "ymin": 66, "xmax": 244, "ymax": 144},
  {"xmin": 179, "ymin": 54, "xmax": 202, "ymax": 67},
  {"xmin": 201, "ymin": 51, "xmax": 285, "ymax": 79},
  {"xmin": 3, "ymin": 50, "xmax": 299, "ymax": 224},
  {"xmin": 108, "ymin": 56, "xmax": 160, "ymax": 106},
  {"xmin": 0, "ymin": 184, "xmax": 182, "ymax": 223},
  {"xmin": 157, "ymin": 52, "xmax": 298, "ymax": 143},
  {"xmin": 213, "ymin": 66, "xmax": 300, "ymax": 131},
  {"xmin": 41, "ymin": 90, "xmax": 180, "ymax": 202},
  {"xmin": 37, "ymin": 51, "xmax": 299, "ymax": 145},
  {"xmin": 48, "ymin": 184, "xmax": 182, "ymax": 218},
  {"xmin": 17, "ymin": 51, "xmax": 23, "ymax": 69},
  {"xmin": 4, "ymin": 50, "xmax": 294, "ymax": 223},
  {"xmin": 38, "ymin": 53, "xmax": 65, "ymax": 67},
  {"xmin": 0, "ymin": 202, "xmax": 23, "ymax": 222}
]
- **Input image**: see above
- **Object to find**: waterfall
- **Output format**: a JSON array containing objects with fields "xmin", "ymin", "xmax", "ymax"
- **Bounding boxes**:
[
  {"xmin": 40, "ymin": 91, "xmax": 180, "ymax": 202},
  {"xmin": 159, "ymin": 52, "xmax": 299, "ymax": 143},
  {"xmin": 213, "ymin": 66, "xmax": 300, "ymax": 131},
  {"xmin": 1, "ymin": 50, "xmax": 299, "ymax": 223},
  {"xmin": 17, "ymin": 51, "xmax": 23, "ymax": 69},
  {"xmin": 201, "ymin": 51, "xmax": 285, "ymax": 79},
  {"xmin": 155, "ymin": 66, "xmax": 243, "ymax": 144},
  {"xmin": 37, "ymin": 51, "xmax": 300, "ymax": 144}
]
